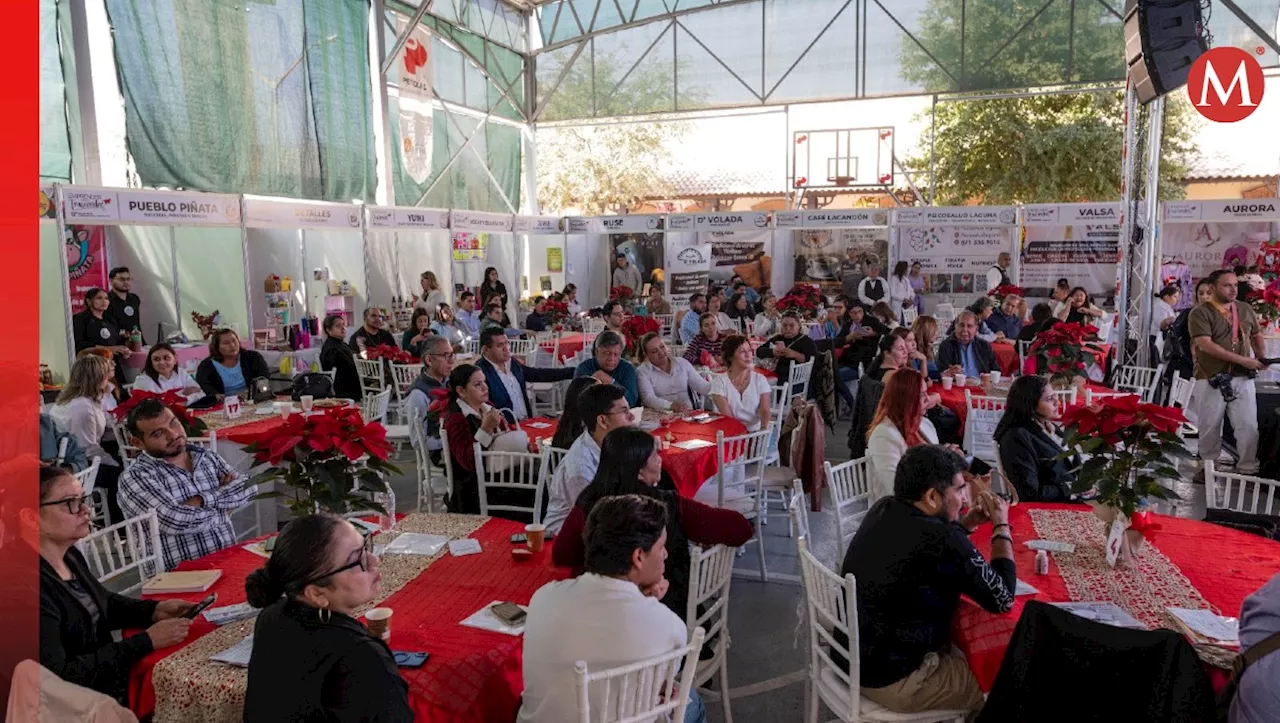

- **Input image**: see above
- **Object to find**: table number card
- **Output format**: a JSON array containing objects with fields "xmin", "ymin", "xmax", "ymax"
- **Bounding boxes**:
[
  {"xmin": 224, "ymin": 395, "xmax": 243, "ymax": 420},
  {"xmin": 1105, "ymin": 515, "xmax": 1130, "ymax": 568}
]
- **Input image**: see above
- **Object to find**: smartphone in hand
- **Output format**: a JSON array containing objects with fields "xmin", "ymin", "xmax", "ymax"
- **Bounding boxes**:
[{"xmin": 184, "ymin": 593, "xmax": 218, "ymax": 619}]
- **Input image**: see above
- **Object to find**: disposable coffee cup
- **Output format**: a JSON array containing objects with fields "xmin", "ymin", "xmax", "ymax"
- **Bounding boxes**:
[
  {"xmin": 954, "ymin": 374, "xmax": 967, "ymax": 388},
  {"xmin": 980, "ymin": 373, "xmax": 991, "ymax": 385},
  {"xmin": 276, "ymin": 401, "xmax": 291, "ymax": 419},
  {"xmin": 525, "ymin": 523, "xmax": 546, "ymax": 552},
  {"xmin": 365, "ymin": 607, "xmax": 392, "ymax": 641},
  {"xmin": 300, "ymin": 394, "xmax": 315, "ymax": 413},
  {"xmin": 941, "ymin": 376, "xmax": 953, "ymax": 390},
  {"xmin": 990, "ymin": 371, "xmax": 1002, "ymax": 384}
]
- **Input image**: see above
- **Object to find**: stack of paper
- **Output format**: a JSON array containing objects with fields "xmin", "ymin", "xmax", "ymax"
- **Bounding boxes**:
[
  {"xmin": 459, "ymin": 600, "xmax": 527, "ymax": 636},
  {"xmin": 448, "ymin": 539, "xmax": 483, "ymax": 557},
  {"xmin": 203, "ymin": 602, "xmax": 257, "ymax": 626},
  {"xmin": 210, "ymin": 635, "xmax": 254, "ymax": 667},
  {"xmin": 381, "ymin": 533, "xmax": 450, "ymax": 557},
  {"xmin": 1051, "ymin": 602, "xmax": 1145, "ymax": 629},
  {"xmin": 1167, "ymin": 607, "xmax": 1239, "ymax": 644}
]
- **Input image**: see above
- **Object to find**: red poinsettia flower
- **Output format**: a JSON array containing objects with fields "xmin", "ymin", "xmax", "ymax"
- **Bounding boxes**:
[
  {"xmin": 609, "ymin": 285, "xmax": 634, "ymax": 300},
  {"xmin": 111, "ymin": 390, "xmax": 208, "ymax": 436},
  {"xmin": 988, "ymin": 284, "xmax": 1025, "ymax": 300},
  {"xmin": 364, "ymin": 344, "xmax": 418, "ymax": 364}
]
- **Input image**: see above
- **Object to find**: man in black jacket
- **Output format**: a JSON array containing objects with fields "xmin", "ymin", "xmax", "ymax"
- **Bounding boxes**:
[
  {"xmin": 838, "ymin": 445, "xmax": 1015, "ymax": 715},
  {"xmin": 937, "ymin": 310, "xmax": 997, "ymax": 378}
]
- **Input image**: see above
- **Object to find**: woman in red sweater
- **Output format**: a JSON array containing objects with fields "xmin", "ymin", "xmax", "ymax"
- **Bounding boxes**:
[
  {"xmin": 551, "ymin": 427, "xmax": 753, "ymax": 618},
  {"xmin": 441, "ymin": 363, "xmax": 515, "ymax": 515}
]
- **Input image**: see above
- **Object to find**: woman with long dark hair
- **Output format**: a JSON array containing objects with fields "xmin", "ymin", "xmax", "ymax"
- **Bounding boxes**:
[
  {"xmin": 401, "ymin": 307, "xmax": 435, "ymax": 357},
  {"xmin": 993, "ymin": 375, "xmax": 1075, "ymax": 502},
  {"xmin": 550, "ymin": 428, "xmax": 752, "ymax": 618},
  {"xmin": 1057, "ymin": 286, "xmax": 1105, "ymax": 325},
  {"xmin": 133, "ymin": 342, "xmax": 204, "ymax": 399},
  {"xmin": 549, "ymin": 377, "xmax": 600, "ymax": 449},
  {"xmin": 864, "ymin": 330, "xmax": 909, "ymax": 382},
  {"xmin": 319, "ymin": 314, "xmax": 361, "ymax": 401},
  {"xmin": 725, "ymin": 293, "xmax": 753, "ymax": 335},
  {"xmin": 194, "ymin": 328, "xmax": 269, "ymax": 400},
  {"xmin": 478, "ymin": 266, "xmax": 508, "ymax": 308},
  {"xmin": 865, "ymin": 368, "xmax": 938, "ymax": 503},
  {"xmin": 888, "ymin": 260, "xmax": 915, "ymax": 323},
  {"xmin": 243, "ymin": 514, "xmax": 410, "ymax": 721},
  {"xmin": 440, "ymin": 364, "xmax": 514, "ymax": 514}
]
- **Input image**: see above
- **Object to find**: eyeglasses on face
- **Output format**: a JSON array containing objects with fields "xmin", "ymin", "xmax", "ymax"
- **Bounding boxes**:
[
  {"xmin": 298, "ymin": 532, "xmax": 376, "ymax": 588},
  {"xmin": 40, "ymin": 495, "xmax": 91, "ymax": 515}
]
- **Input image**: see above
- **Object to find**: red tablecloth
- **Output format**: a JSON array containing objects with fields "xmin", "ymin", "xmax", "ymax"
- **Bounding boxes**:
[
  {"xmin": 992, "ymin": 342, "xmax": 1019, "ymax": 377},
  {"xmin": 930, "ymin": 380, "xmax": 1112, "ymax": 437},
  {"xmin": 955, "ymin": 503, "xmax": 1280, "ymax": 691},
  {"xmin": 540, "ymin": 332, "xmax": 587, "ymax": 362},
  {"xmin": 520, "ymin": 415, "xmax": 749, "ymax": 498},
  {"xmin": 129, "ymin": 517, "xmax": 569, "ymax": 722}
]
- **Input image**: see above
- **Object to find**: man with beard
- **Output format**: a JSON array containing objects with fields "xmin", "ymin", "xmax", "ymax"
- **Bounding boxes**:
[
  {"xmin": 836, "ymin": 445, "xmax": 1014, "ymax": 716},
  {"xmin": 118, "ymin": 399, "xmax": 257, "ymax": 570}
]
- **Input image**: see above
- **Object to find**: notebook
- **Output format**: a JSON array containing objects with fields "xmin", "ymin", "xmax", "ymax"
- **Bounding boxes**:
[{"xmin": 142, "ymin": 570, "xmax": 222, "ymax": 594}]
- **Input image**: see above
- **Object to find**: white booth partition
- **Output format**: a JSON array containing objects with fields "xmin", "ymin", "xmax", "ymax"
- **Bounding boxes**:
[
  {"xmin": 1018, "ymin": 203, "xmax": 1123, "ymax": 306},
  {"xmin": 57, "ymin": 185, "xmax": 248, "ymax": 375},
  {"xmin": 365, "ymin": 206, "xmax": 451, "ymax": 313},
  {"xmin": 242, "ymin": 197, "xmax": 366, "ymax": 352},
  {"xmin": 450, "ymin": 211, "xmax": 519, "ymax": 320},
  {"xmin": 39, "ymin": 187, "xmax": 71, "ymax": 383},
  {"xmin": 776, "ymin": 209, "xmax": 890, "ymax": 301},
  {"xmin": 892, "ymin": 205, "xmax": 1019, "ymax": 314},
  {"xmin": 517, "ymin": 216, "xmax": 567, "ymax": 300},
  {"xmin": 564, "ymin": 217, "xmax": 606, "ymax": 308}
]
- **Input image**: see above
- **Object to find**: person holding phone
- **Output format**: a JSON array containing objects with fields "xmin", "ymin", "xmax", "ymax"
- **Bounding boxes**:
[
  {"xmin": 35, "ymin": 466, "xmax": 194, "ymax": 704},
  {"xmin": 755, "ymin": 312, "xmax": 816, "ymax": 394},
  {"xmin": 243, "ymin": 514, "xmax": 411, "ymax": 722},
  {"xmin": 993, "ymin": 375, "xmax": 1076, "ymax": 502}
]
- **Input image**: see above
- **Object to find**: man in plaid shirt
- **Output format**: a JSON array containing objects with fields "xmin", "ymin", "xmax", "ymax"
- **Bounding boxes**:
[{"xmin": 118, "ymin": 399, "xmax": 258, "ymax": 570}]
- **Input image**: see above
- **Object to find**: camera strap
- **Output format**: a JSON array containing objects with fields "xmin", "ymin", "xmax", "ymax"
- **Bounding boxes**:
[{"xmin": 1230, "ymin": 302, "xmax": 1240, "ymax": 348}]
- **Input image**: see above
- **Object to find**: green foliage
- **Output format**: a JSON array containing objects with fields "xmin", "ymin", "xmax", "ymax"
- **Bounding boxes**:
[
  {"xmin": 900, "ymin": 0, "xmax": 1200, "ymax": 205},
  {"xmin": 1058, "ymin": 426, "xmax": 1187, "ymax": 519},
  {"xmin": 251, "ymin": 453, "xmax": 400, "ymax": 518}
]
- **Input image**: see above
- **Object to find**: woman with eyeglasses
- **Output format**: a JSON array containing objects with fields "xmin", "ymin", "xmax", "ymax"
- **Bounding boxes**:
[
  {"xmin": 50, "ymin": 354, "xmax": 125, "ymax": 523},
  {"xmin": 35, "ymin": 466, "xmax": 194, "ymax": 703},
  {"xmin": 243, "ymin": 514, "xmax": 410, "ymax": 722}
]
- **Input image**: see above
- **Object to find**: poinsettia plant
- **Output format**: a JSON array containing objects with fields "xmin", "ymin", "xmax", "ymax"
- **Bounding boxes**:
[
  {"xmin": 987, "ymin": 284, "xmax": 1025, "ymax": 303},
  {"xmin": 777, "ymin": 283, "xmax": 823, "ymax": 318},
  {"xmin": 111, "ymin": 390, "xmax": 208, "ymax": 437},
  {"xmin": 244, "ymin": 406, "xmax": 399, "ymax": 516},
  {"xmin": 1246, "ymin": 284, "xmax": 1280, "ymax": 325},
  {"xmin": 1058, "ymin": 394, "xmax": 1186, "ymax": 519},
  {"xmin": 364, "ymin": 344, "xmax": 418, "ymax": 364},
  {"xmin": 609, "ymin": 285, "xmax": 635, "ymax": 300},
  {"xmin": 1028, "ymin": 322, "xmax": 1098, "ymax": 380},
  {"xmin": 621, "ymin": 315, "xmax": 661, "ymax": 358},
  {"xmin": 542, "ymin": 300, "xmax": 571, "ymax": 329}
]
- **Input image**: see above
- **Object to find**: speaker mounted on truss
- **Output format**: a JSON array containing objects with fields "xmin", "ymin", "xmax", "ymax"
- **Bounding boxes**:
[{"xmin": 1123, "ymin": 0, "xmax": 1210, "ymax": 104}]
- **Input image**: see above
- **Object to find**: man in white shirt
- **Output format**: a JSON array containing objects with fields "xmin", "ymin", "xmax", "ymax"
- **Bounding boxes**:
[
  {"xmin": 456, "ymin": 291, "xmax": 482, "ymax": 338},
  {"xmin": 986, "ymin": 252, "xmax": 1013, "ymax": 293},
  {"xmin": 613, "ymin": 252, "xmax": 643, "ymax": 295},
  {"xmin": 543, "ymin": 384, "xmax": 632, "ymax": 534},
  {"xmin": 519, "ymin": 494, "xmax": 706, "ymax": 723},
  {"xmin": 637, "ymin": 333, "xmax": 710, "ymax": 412}
]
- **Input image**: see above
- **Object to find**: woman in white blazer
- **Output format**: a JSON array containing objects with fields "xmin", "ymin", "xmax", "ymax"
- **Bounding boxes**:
[
  {"xmin": 888, "ymin": 261, "xmax": 916, "ymax": 324},
  {"xmin": 865, "ymin": 368, "xmax": 938, "ymax": 504}
]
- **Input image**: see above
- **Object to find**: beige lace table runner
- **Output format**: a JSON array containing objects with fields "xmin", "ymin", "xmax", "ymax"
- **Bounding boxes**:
[
  {"xmin": 151, "ymin": 513, "xmax": 488, "ymax": 723},
  {"xmin": 1027, "ymin": 508, "xmax": 1215, "ymax": 630}
]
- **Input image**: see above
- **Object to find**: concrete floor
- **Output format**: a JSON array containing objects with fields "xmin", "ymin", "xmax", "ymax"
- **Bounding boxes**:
[{"xmin": 371, "ymin": 419, "xmax": 1213, "ymax": 723}]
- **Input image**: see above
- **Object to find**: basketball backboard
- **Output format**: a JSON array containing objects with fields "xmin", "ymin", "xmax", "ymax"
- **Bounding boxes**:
[{"xmin": 790, "ymin": 127, "xmax": 895, "ymax": 192}]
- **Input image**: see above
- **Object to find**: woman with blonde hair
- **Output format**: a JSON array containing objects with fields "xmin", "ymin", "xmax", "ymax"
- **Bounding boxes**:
[
  {"xmin": 416, "ymin": 270, "xmax": 446, "ymax": 313},
  {"xmin": 910, "ymin": 315, "xmax": 942, "ymax": 381},
  {"xmin": 49, "ymin": 354, "xmax": 123, "ymax": 522}
]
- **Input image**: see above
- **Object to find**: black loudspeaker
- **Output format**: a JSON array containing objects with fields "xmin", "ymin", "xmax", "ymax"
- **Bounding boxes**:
[{"xmin": 1123, "ymin": 0, "xmax": 1208, "ymax": 103}]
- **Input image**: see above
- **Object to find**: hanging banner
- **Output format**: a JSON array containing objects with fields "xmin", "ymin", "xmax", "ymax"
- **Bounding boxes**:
[
  {"xmin": 668, "ymin": 243, "xmax": 712, "ymax": 296},
  {"xmin": 1019, "ymin": 203, "xmax": 1121, "ymax": 301},
  {"xmin": 610, "ymin": 232, "xmax": 666, "ymax": 292},
  {"xmin": 700, "ymin": 229, "xmax": 772, "ymax": 290},
  {"xmin": 450, "ymin": 210, "xmax": 513, "ymax": 232},
  {"xmin": 893, "ymin": 206, "xmax": 1017, "ymax": 226},
  {"xmin": 565, "ymin": 217, "xmax": 600, "ymax": 234},
  {"xmin": 515, "ymin": 216, "xmax": 563, "ymax": 234},
  {"xmin": 1160, "ymin": 200, "xmax": 1280, "ymax": 310},
  {"xmin": 65, "ymin": 225, "xmax": 109, "ymax": 314},
  {"xmin": 452, "ymin": 232, "xmax": 489, "ymax": 263},
  {"xmin": 667, "ymin": 211, "xmax": 771, "ymax": 232},
  {"xmin": 366, "ymin": 206, "xmax": 449, "ymax": 230},
  {"xmin": 794, "ymin": 228, "xmax": 890, "ymax": 297},
  {"xmin": 599, "ymin": 215, "xmax": 664, "ymax": 233},
  {"xmin": 244, "ymin": 198, "xmax": 362, "ymax": 229},
  {"xmin": 774, "ymin": 209, "xmax": 888, "ymax": 228},
  {"xmin": 395, "ymin": 14, "xmax": 433, "ymax": 183},
  {"xmin": 893, "ymin": 206, "xmax": 1016, "ymax": 295}
]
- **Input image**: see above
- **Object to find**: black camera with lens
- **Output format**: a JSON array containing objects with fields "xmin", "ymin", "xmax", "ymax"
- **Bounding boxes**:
[{"xmin": 1208, "ymin": 371, "xmax": 1237, "ymax": 402}]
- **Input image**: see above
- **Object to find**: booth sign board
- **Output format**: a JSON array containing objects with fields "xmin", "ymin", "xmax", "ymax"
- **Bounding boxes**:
[
  {"xmin": 450, "ymin": 210, "xmax": 514, "ymax": 233},
  {"xmin": 667, "ymin": 212, "xmax": 771, "ymax": 232},
  {"xmin": 514, "ymin": 216, "xmax": 563, "ymax": 234},
  {"xmin": 367, "ymin": 206, "xmax": 449, "ymax": 230},
  {"xmin": 62, "ymin": 187, "xmax": 242, "ymax": 226},
  {"xmin": 243, "ymin": 198, "xmax": 363, "ymax": 229},
  {"xmin": 774, "ymin": 210, "xmax": 889, "ymax": 228}
]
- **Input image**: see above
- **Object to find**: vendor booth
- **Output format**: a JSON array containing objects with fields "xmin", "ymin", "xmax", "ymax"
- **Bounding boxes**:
[
  {"xmin": 1018, "ymin": 202, "xmax": 1124, "ymax": 305},
  {"xmin": 365, "ymin": 205, "xmax": 451, "ymax": 331},
  {"xmin": 666, "ymin": 212, "xmax": 775, "ymax": 300},
  {"xmin": 448, "ymin": 210, "xmax": 520, "ymax": 320},
  {"xmin": 517, "ymin": 215, "xmax": 567, "ymax": 302},
  {"xmin": 892, "ymin": 205, "xmax": 1019, "ymax": 314},
  {"xmin": 776, "ymin": 209, "xmax": 890, "ymax": 302}
]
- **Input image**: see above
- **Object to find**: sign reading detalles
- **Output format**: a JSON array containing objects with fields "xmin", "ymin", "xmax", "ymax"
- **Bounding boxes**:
[
  {"xmin": 1020, "ymin": 203, "xmax": 1122, "ymax": 303},
  {"xmin": 893, "ymin": 206, "xmax": 1017, "ymax": 296},
  {"xmin": 1161, "ymin": 200, "xmax": 1280, "ymax": 311}
]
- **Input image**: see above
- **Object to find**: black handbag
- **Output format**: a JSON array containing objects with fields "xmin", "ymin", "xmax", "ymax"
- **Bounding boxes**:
[
  {"xmin": 1204, "ymin": 507, "xmax": 1280, "ymax": 540},
  {"xmin": 290, "ymin": 372, "xmax": 334, "ymax": 401},
  {"xmin": 249, "ymin": 376, "xmax": 275, "ymax": 404}
]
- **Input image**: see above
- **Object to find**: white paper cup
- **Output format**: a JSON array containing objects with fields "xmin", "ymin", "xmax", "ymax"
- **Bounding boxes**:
[
  {"xmin": 276, "ymin": 401, "xmax": 291, "ymax": 419},
  {"xmin": 954, "ymin": 374, "xmax": 967, "ymax": 388},
  {"xmin": 365, "ymin": 607, "xmax": 392, "ymax": 641},
  {"xmin": 941, "ymin": 376, "xmax": 953, "ymax": 390},
  {"xmin": 990, "ymin": 371, "xmax": 1002, "ymax": 384},
  {"xmin": 300, "ymin": 394, "xmax": 315, "ymax": 413}
]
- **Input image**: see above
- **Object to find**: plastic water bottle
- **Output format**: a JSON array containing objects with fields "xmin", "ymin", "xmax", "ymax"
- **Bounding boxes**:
[{"xmin": 1035, "ymin": 549, "xmax": 1049, "ymax": 575}]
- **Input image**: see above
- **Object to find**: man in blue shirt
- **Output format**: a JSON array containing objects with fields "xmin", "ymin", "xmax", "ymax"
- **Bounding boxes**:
[
  {"xmin": 574, "ymin": 330, "xmax": 640, "ymax": 406},
  {"xmin": 985, "ymin": 295, "xmax": 1024, "ymax": 340},
  {"xmin": 456, "ymin": 291, "xmax": 482, "ymax": 338},
  {"xmin": 679, "ymin": 293, "xmax": 707, "ymax": 344},
  {"xmin": 936, "ymin": 311, "xmax": 997, "ymax": 378}
]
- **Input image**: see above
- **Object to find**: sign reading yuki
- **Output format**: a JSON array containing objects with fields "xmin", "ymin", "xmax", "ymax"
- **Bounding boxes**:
[{"xmin": 366, "ymin": 206, "xmax": 449, "ymax": 230}]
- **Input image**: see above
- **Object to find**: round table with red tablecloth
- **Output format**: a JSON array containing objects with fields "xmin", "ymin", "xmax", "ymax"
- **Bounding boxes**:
[
  {"xmin": 991, "ymin": 341, "xmax": 1020, "ymax": 377},
  {"xmin": 520, "ymin": 413, "xmax": 749, "ymax": 499},
  {"xmin": 129, "ymin": 514, "xmax": 570, "ymax": 723},
  {"xmin": 540, "ymin": 332, "xmax": 588, "ymax": 362},
  {"xmin": 955, "ymin": 502, "xmax": 1280, "ymax": 692},
  {"xmin": 929, "ymin": 380, "xmax": 1112, "ymax": 437}
]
